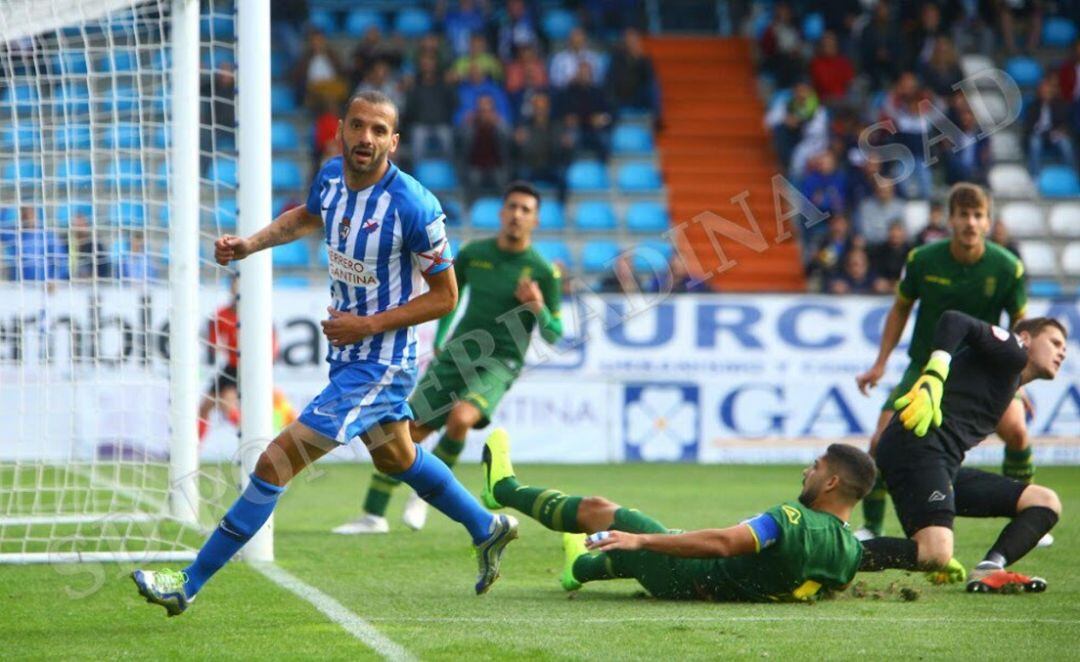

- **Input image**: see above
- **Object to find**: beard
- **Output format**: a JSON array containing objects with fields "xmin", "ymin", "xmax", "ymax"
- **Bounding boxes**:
[
  {"xmin": 344, "ymin": 141, "xmax": 381, "ymax": 176},
  {"xmin": 798, "ymin": 483, "xmax": 819, "ymax": 507}
]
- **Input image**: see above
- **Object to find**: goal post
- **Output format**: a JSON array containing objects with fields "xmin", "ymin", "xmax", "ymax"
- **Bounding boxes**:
[{"xmin": 0, "ymin": 0, "xmax": 271, "ymax": 564}]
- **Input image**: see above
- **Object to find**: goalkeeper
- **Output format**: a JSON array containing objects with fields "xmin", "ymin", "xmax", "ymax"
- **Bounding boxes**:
[
  {"xmin": 860, "ymin": 311, "xmax": 1066, "ymax": 593},
  {"xmin": 333, "ymin": 181, "xmax": 564, "ymax": 534},
  {"xmin": 480, "ymin": 431, "xmax": 875, "ymax": 602}
]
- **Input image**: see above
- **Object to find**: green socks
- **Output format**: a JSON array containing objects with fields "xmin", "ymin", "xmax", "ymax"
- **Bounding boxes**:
[
  {"xmin": 492, "ymin": 476, "xmax": 584, "ymax": 533},
  {"xmin": 362, "ymin": 434, "xmax": 466, "ymax": 517},
  {"xmin": 1003, "ymin": 446, "xmax": 1035, "ymax": 483},
  {"xmin": 572, "ymin": 553, "xmax": 623, "ymax": 583},
  {"xmin": 862, "ymin": 475, "xmax": 887, "ymax": 536}
]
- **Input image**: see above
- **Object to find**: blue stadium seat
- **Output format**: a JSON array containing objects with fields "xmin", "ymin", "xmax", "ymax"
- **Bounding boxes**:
[
  {"xmin": 111, "ymin": 159, "xmax": 145, "ymax": 189},
  {"xmin": 154, "ymin": 161, "xmax": 170, "ymax": 189},
  {"xmin": 209, "ymin": 158, "xmax": 238, "ymax": 187},
  {"xmin": 308, "ymin": 9, "xmax": 337, "ymax": 34},
  {"xmin": 98, "ymin": 49, "xmax": 138, "ymax": 73},
  {"xmin": 152, "ymin": 126, "xmax": 169, "ymax": 149},
  {"xmin": 1029, "ymin": 280, "xmax": 1063, "ymax": 298},
  {"xmin": 214, "ymin": 198, "xmax": 238, "ymax": 231},
  {"xmin": 201, "ymin": 14, "xmax": 236, "ymax": 40},
  {"xmin": 271, "ymin": 85, "xmax": 297, "ymax": 114},
  {"xmin": 345, "ymin": 9, "xmax": 385, "ymax": 37},
  {"xmin": 542, "ymin": 9, "xmax": 576, "ymax": 41},
  {"xmin": 0, "ymin": 123, "xmax": 40, "ymax": 151},
  {"xmin": 1038, "ymin": 166, "xmax": 1080, "ymax": 198},
  {"xmin": 3, "ymin": 160, "xmax": 42, "ymax": 182},
  {"xmin": 272, "ymin": 160, "xmax": 303, "ymax": 190},
  {"xmin": 271, "ymin": 121, "xmax": 300, "ymax": 151},
  {"xmin": 802, "ymin": 13, "xmax": 825, "ymax": 41},
  {"xmin": 574, "ymin": 200, "xmax": 617, "ymax": 231},
  {"xmin": 442, "ymin": 198, "xmax": 464, "ymax": 226},
  {"xmin": 105, "ymin": 122, "xmax": 142, "ymax": 149},
  {"xmin": 612, "ymin": 124, "xmax": 654, "ymax": 155},
  {"xmin": 1042, "ymin": 17, "xmax": 1077, "ymax": 47},
  {"xmin": 630, "ymin": 240, "xmax": 672, "ymax": 271},
  {"xmin": 566, "ymin": 160, "xmax": 609, "ymax": 192},
  {"xmin": 57, "ymin": 158, "xmax": 94, "ymax": 185},
  {"xmin": 414, "ymin": 160, "xmax": 457, "ymax": 190},
  {"xmin": 582, "ymin": 240, "xmax": 621, "ymax": 272},
  {"xmin": 52, "ymin": 51, "xmax": 89, "ymax": 75},
  {"xmin": 273, "ymin": 241, "xmax": 310, "ymax": 268},
  {"xmin": 2, "ymin": 84, "xmax": 38, "ymax": 115},
  {"xmin": 99, "ymin": 85, "xmax": 139, "ymax": 114},
  {"xmin": 617, "ymin": 162, "xmax": 662, "ymax": 192},
  {"xmin": 151, "ymin": 201, "xmax": 169, "ymax": 224},
  {"xmin": 394, "ymin": 8, "xmax": 433, "ymax": 37},
  {"xmin": 1005, "ymin": 56, "xmax": 1042, "ymax": 87},
  {"xmin": 539, "ymin": 199, "xmax": 565, "ymax": 230},
  {"xmin": 276, "ymin": 275, "xmax": 311, "ymax": 288},
  {"xmin": 55, "ymin": 124, "xmax": 92, "ymax": 150},
  {"xmin": 201, "ymin": 47, "xmax": 236, "ymax": 70},
  {"xmin": 55, "ymin": 82, "xmax": 91, "ymax": 116},
  {"xmin": 532, "ymin": 239, "xmax": 573, "ymax": 268},
  {"xmin": 112, "ymin": 200, "xmax": 147, "ymax": 227},
  {"xmin": 318, "ymin": 244, "xmax": 330, "ymax": 267},
  {"xmin": 626, "ymin": 201, "xmax": 669, "ymax": 233},
  {"xmin": 56, "ymin": 202, "xmax": 94, "ymax": 227},
  {"xmin": 271, "ymin": 50, "xmax": 290, "ymax": 78},
  {"xmin": 470, "ymin": 197, "xmax": 502, "ymax": 229}
]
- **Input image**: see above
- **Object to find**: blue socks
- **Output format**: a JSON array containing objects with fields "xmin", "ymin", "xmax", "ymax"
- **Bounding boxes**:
[
  {"xmin": 183, "ymin": 473, "xmax": 284, "ymax": 597},
  {"xmin": 392, "ymin": 446, "xmax": 494, "ymax": 544}
]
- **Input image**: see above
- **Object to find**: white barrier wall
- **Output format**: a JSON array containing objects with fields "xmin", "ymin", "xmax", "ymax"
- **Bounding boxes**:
[{"xmin": 2, "ymin": 285, "xmax": 1077, "ymax": 463}]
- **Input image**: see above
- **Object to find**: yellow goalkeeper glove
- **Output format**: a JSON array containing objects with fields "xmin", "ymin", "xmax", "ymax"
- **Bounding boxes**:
[{"xmin": 894, "ymin": 351, "xmax": 951, "ymax": 437}]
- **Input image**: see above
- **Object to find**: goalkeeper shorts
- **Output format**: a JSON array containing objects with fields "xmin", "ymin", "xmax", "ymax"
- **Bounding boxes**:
[{"xmin": 297, "ymin": 359, "xmax": 416, "ymax": 445}]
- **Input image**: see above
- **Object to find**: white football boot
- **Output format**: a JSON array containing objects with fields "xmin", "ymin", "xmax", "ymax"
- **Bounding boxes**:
[
  {"xmin": 331, "ymin": 513, "xmax": 389, "ymax": 534},
  {"xmin": 401, "ymin": 492, "xmax": 429, "ymax": 531}
]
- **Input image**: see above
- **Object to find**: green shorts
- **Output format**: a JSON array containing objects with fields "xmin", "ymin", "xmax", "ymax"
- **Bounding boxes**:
[
  {"xmin": 605, "ymin": 508, "xmax": 705, "ymax": 600},
  {"xmin": 408, "ymin": 353, "xmax": 519, "ymax": 430},
  {"xmin": 883, "ymin": 362, "xmax": 922, "ymax": 412}
]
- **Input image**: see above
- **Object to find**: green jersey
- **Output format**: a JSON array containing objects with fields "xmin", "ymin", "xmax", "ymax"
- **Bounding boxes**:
[
  {"xmin": 897, "ymin": 240, "xmax": 1026, "ymax": 366},
  {"xmin": 693, "ymin": 502, "xmax": 862, "ymax": 602},
  {"xmin": 436, "ymin": 238, "xmax": 563, "ymax": 365}
]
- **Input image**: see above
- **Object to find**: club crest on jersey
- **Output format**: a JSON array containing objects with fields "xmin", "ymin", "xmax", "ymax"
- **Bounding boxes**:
[
  {"xmin": 338, "ymin": 217, "xmax": 351, "ymax": 243},
  {"xmin": 984, "ymin": 276, "xmax": 996, "ymax": 297},
  {"xmin": 362, "ymin": 218, "xmax": 380, "ymax": 234}
]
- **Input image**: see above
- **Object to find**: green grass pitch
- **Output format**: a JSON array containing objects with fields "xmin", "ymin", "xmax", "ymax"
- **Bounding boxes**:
[{"xmin": 3, "ymin": 463, "xmax": 1079, "ymax": 660}]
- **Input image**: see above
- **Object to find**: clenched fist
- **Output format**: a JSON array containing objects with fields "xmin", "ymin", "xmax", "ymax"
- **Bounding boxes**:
[{"xmin": 214, "ymin": 235, "xmax": 254, "ymax": 265}]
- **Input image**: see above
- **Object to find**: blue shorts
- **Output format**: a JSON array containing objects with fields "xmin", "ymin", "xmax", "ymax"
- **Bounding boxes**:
[{"xmin": 298, "ymin": 360, "xmax": 417, "ymax": 445}]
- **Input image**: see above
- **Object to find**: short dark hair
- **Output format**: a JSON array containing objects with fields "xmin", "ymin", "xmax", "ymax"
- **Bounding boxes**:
[
  {"xmin": 1013, "ymin": 317, "xmax": 1068, "ymax": 340},
  {"xmin": 343, "ymin": 90, "xmax": 400, "ymax": 131},
  {"xmin": 824, "ymin": 443, "xmax": 877, "ymax": 501},
  {"xmin": 503, "ymin": 180, "xmax": 541, "ymax": 209}
]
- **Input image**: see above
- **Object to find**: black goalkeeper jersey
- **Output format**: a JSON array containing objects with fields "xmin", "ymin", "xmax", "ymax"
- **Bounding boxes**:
[{"xmin": 881, "ymin": 311, "xmax": 1029, "ymax": 462}]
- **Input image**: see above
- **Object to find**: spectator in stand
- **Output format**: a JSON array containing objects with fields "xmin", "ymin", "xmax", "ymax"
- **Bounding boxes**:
[
  {"xmin": 513, "ymin": 92, "xmax": 572, "ymax": 201},
  {"xmin": 14, "ymin": 207, "xmax": 68, "ymax": 282},
  {"xmin": 916, "ymin": 201, "xmax": 950, "ymax": 245},
  {"xmin": 117, "ymin": 234, "xmax": 158, "ymax": 281},
  {"xmin": 765, "ymin": 82, "xmax": 820, "ymax": 172},
  {"xmin": 826, "ymin": 247, "xmax": 878, "ymax": 294},
  {"xmin": 810, "ymin": 0, "xmax": 862, "ymax": 45},
  {"xmin": 920, "ymin": 36, "xmax": 963, "ymax": 97},
  {"xmin": 1056, "ymin": 39, "xmax": 1080, "ymax": 103},
  {"xmin": 991, "ymin": 0, "xmax": 1043, "ymax": 55},
  {"xmin": 991, "ymin": 219, "xmax": 1022, "ymax": 259},
  {"xmin": 312, "ymin": 98, "xmax": 340, "ymax": 170},
  {"xmin": 648, "ymin": 254, "xmax": 707, "ymax": 294},
  {"xmin": 869, "ymin": 221, "xmax": 911, "ymax": 287},
  {"xmin": 606, "ymin": 28, "xmax": 660, "ymax": 118},
  {"xmin": 880, "ymin": 72, "xmax": 934, "ymax": 198},
  {"xmin": 452, "ymin": 33, "xmax": 503, "ymax": 82},
  {"xmin": 1024, "ymin": 77, "xmax": 1077, "ymax": 175},
  {"xmin": 495, "ymin": 0, "xmax": 539, "ymax": 61},
  {"xmin": 807, "ymin": 213, "xmax": 855, "ymax": 283},
  {"xmin": 809, "ymin": 31, "xmax": 855, "ymax": 103},
  {"xmin": 270, "ymin": 0, "xmax": 307, "ymax": 61},
  {"xmin": 846, "ymin": 153, "xmax": 883, "ymax": 209},
  {"xmin": 354, "ymin": 59, "xmax": 405, "ymax": 112},
  {"xmin": 944, "ymin": 105, "xmax": 992, "ymax": 185},
  {"xmin": 403, "ymin": 52, "xmax": 457, "ymax": 161},
  {"xmin": 457, "ymin": 93, "xmax": 511, "ymax": 203},
  {"xmin": 455, "ymin": 61, "xmax": 512, "ymax": 126},
  {"xmin": 906, "ymin": 2, "xmax": 945, "ymax": 71},
  {"xmin": 857, "ymin": 0, "xmax": 902, "ymax": 90},
  {"xmin": 68, "ymin": 211, "xmax": 110, "ymax": 280},
  {"xmin": 599, "ymin": 253, "xmax": 644, "ymax": 294},
  {"xmin": 293, "ymin": 29, "xmax": 348, "ymax": 110},
  {"xmin": 550, "ymin": 27, "xmax": 605, "ymax": 89},
  {"xmin": 857, "ymin": 178, "xmax": 905, "ymax": 245},
  {"xmin": 442, "ymin": 0, "xmax": 489, "ymax": 58},
  {"xmin": 557, "ymin": 61, "xmax": 614, "ymax": 162},
  {"xmin": 504, "ymin": 43, "xmax": 548, "ymax": 121},
  {"xmin": 759, "ymin": 2, "xmax": 804, "ymax": 89},
  {"xmin": 348, "ymin": 26, "xmax": 405, "ymax": 90},
  {"xmin": 409, "ymin": 33, "xmax": 453, "ymax": 77},
  {"xmin": 584, "ymin": 0, "xmax": 647, "ymax": 35},
  {"xmin": 200, "ymin": 61, "xmax": 236, "ymax": 173},
  {"xmin": 801, "ymin": 151, "xmax": 848, "ymax": 221}
]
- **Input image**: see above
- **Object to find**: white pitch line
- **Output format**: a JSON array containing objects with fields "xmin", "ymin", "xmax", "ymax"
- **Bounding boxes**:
[
  {"xmin": 252, "ymin": 563, "xmax": 414, "ymax": 662},
  {"xmin": 366, "ymin": 615, "xmax": 1080, "ymax": 626}
]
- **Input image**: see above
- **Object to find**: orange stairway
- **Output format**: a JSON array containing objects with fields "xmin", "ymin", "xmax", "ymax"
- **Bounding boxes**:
[{"xmin": 645, "ymin": 37, "xmax": 805, "ymax": 292}]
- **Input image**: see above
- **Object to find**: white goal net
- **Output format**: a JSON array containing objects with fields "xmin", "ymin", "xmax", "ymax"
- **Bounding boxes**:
[{"xmin": 0, "ymin": 0, "xmax": 244, "ymax": 563}]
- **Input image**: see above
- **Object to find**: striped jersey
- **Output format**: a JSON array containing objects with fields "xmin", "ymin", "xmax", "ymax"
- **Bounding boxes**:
[{"xmin": 306, "ymin": 157, "xmax": 453, "ymax": 367}]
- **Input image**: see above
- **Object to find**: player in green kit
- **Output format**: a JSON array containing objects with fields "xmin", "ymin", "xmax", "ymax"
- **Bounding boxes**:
[
  {"xmin": 479, "ymin": 430, "xmax": 875, "ymax": 602},
  {"xmin": 855, "ymin": 183, "xmax": 1033, "ymax": 540},
  {"xmin": 333, "ymin": 181, "xmax": 564, "ymax": 534}
]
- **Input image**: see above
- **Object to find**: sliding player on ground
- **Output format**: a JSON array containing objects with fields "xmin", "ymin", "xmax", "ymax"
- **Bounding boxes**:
[
  {"xmin": 859, "ymin": 312, "xmax": 1066, "ymax": 593},
  {"xmin": 855, "ymin": 183, "xmax": 1033, "ymax": 539},
  {"xmin": 480, "ymin": 430, "xmax": 875, "ymax": 602},
  {"xmin": 334, "ymin": 181, "xmax": 563, "ymax": 534},
  {"xmin": 132, "ymin": 91, "xmax": 517, "ymax": 616}
]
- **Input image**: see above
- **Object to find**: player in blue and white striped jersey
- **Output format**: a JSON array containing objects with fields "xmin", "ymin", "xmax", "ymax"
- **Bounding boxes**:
[{"xmin": 131, "ymin": 92, "xmax": 517, "ymax": 617}]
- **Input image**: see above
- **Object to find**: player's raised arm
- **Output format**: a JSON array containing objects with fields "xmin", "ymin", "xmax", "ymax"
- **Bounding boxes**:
[
  {"xmin": 214, "ymin": 204, "xmax": 323, "ymax": 265},
  {"xmin": 586, "ymin": 518, "xmax": 768, "ymax": 559},
  {"xmin": 856, "ymin": 250, "xmax": 918, "ymax": 395}
]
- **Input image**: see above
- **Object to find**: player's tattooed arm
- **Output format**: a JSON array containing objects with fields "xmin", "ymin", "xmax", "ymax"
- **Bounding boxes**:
[
  {"xmin": 586, "ymin": 524, "xmax": 759, "ymax": 559},
  {"xmin": 215, "ymin": 206, "xmax": 323, "ymax": 264}
]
